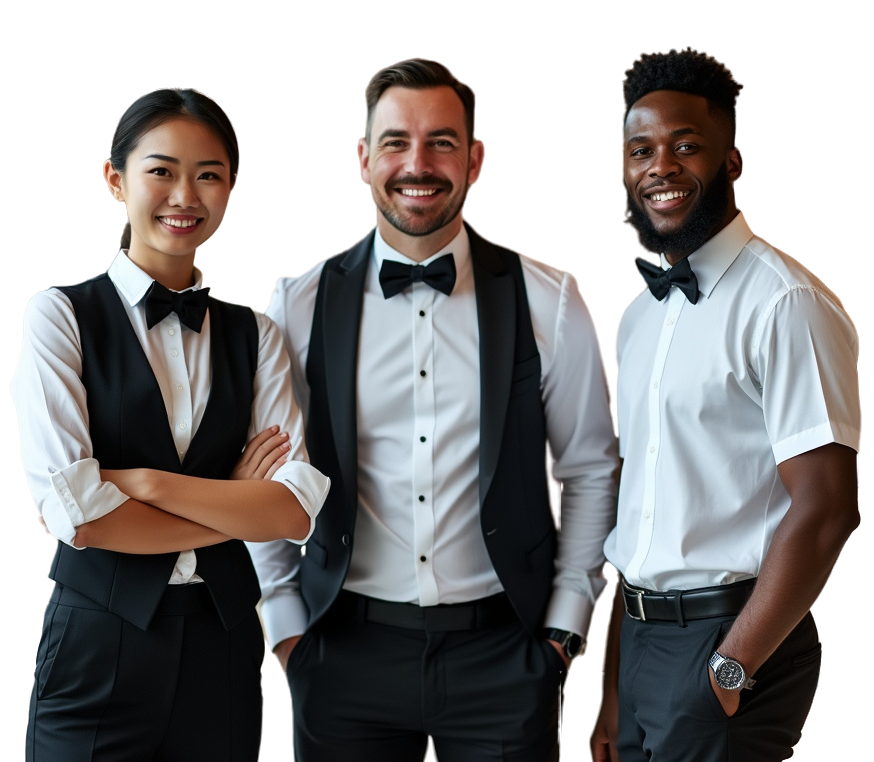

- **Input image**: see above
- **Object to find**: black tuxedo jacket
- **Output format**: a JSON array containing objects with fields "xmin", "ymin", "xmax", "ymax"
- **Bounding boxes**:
[{"xmin": 301, "ymin": 224, "xmax": 555, "ymax": 633}]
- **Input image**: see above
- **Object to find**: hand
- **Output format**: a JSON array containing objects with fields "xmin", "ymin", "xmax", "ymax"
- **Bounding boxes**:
[
  {"xmin": 274, "ymin": 635, "xmax": 301, "ymax": 671},
  {"xmin": 232, "ymin": 426, "xmax": 290, "ymax": 481},
  {"xmin": 708, "ymin": 667, "xmax": 741, "ymax": 717},
  {"xmin": 590, "ymin": 692, "xmax": 619, "ymax": 762},
  {"xmin": 546, "ymin": 638, "xmax": 571, "ymax": 670}
]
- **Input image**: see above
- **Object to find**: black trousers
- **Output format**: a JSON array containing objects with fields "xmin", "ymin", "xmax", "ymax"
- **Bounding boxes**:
[
  {"xmin": 288, "ymin": 593, "xmax": 567, "ymax": 762},
  {"xmin": 617, "ymin": 611, "xmax": 821, "ymax": 762},
  {"xmin": 26, "ymin": 583, "xmax": 264, "ymax": 762}
]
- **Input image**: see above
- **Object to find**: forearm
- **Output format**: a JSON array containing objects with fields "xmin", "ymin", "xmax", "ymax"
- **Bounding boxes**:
[
  {"xmin": 104, "ymin": 469, "xmax": 311, "ymax": 542},
  {"xmin": 719, "ymin": 443, "xmax": 859, "ymax": 675},
  {"xmin": 73, "ymin": 498, "xmax": 229, "ymax": 553}
]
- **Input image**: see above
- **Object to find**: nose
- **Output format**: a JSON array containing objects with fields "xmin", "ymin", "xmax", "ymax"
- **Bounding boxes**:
[
  {"xmin": 403, "ymin": 141, "xmax": 431, "ymax": 176},
  {"xmin": 169, "ymin": 178, "xmax": 200, "ymax": 208},
  {"xmin": 648, "ymin": 147, "xmax": 680, "ymax": 179}
]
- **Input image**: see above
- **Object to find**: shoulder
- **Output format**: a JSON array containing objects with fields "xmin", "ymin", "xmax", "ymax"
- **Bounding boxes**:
[{"xmin": 735, "ymin": 235, "xmax": 854, "ymax": 343}]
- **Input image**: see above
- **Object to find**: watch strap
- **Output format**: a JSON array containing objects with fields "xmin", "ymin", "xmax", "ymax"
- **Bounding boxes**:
[{"xmin": 542, "ymin": 628, "xmax": 584, "ymax": 659}]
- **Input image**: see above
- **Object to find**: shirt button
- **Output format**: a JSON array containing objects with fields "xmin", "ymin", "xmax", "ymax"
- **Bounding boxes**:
[
  {"xmin": 341, "ymin": 534, "xmax": 352, "ymax": 546},
  {"xmin": 420, "ymin": 436, "xmax": 426, "ymax": 442},
  {"xmin": 418, "ymin": 495, "xmax": 425, "ymax": 502},
  {"xmin": 179, "ymin": 421, "xmax": 188, "ymax": 430},
  {"xmin": 652, "ymin": 381, "xmax": 658, "ymax": 389},
  {"xmin": 420, "ymin": 370, "xmax": 426, "ymax": 377},
  {"xmin": 644, "ymin": 512, "xmax": 651, "ymax": 520},
  {"xmin": 419, "ymin": 310, "xmax": 426, "ymax": 317},
  {"xmin": 666, "ymin": 318, "xmax": 675, "ymax": 326},
  {"xmin": 176, "ymin": 384, "xmax": 184, "ymax": 391},
  {"xmin": 420, "ymin": 555, "xmax": 427, "ymax": 563},
  {"xmin": 171, "ymin": 349, "xmax": 179, "ymax": 357},
  {"xmin": 649, "ymin": 445, "xmax": 656, "ymax": 453},
  {"xmin": 168, "ymin": 328, "xmax": 175, "ymax": 336}
]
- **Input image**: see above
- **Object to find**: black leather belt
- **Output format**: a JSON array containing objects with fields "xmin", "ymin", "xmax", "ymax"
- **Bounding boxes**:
[
  {"xmin": 621, "ymin": 578, "xmax": 755, "ymax": 625},
  {"xmin": 335, "ymin": 591, "xmax": 519, "ymax": 632}
]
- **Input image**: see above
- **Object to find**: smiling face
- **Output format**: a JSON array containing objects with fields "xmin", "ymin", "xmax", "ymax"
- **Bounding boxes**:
[
  {"xmin": 359, "ymin": 85, "xmax": 484, "ymax": 261},
  {"xmin": 624, "ymin": 90, "xmax": 742, "ymax": 262},
  {"xmin": 104, "ymin": 117, "xmax": 232, "ymax": 284}
]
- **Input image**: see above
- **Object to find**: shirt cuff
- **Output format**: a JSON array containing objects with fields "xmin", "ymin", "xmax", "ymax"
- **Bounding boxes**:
[
  {"xmin": 259, "ymin": 588, "xmax": 310, "ymax": 650},
  {"xmin": 46, "ymin": 459, "xmax": 129, "ymax": 546},
  {"xmin": 772, "ymin": 420, "xmax": 861, "ymax": 464},
  {"xmin": 270, "ymin": 460, "xmax": 330, "ymax": 544},
  {"xmin": 542, "ymin": 577, "xmax": 608, "ymax": 643}
]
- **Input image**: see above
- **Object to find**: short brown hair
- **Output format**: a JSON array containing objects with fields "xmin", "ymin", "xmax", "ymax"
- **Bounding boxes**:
[{"xmin": 365, "ymin": 58, "xmax": 475, "ymax": 143}]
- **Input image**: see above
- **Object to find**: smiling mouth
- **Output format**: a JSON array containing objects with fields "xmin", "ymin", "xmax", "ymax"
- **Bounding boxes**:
[
  {"xmin": 159, "ymin": 217, "xmax": 201, "ymax": 229},
  {"xmin": 647, "ymin": 190, "xmax": 691, "ymax": 202},
  {"xmin": 399, "ymin": 188, "xmax": 437, "ymax": 197}
]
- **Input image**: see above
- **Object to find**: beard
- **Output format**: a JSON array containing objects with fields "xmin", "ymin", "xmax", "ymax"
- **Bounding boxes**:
[
  {"xmin": 626, "ymin": 163, "xmax": 731, "ymax": 256},
  {"xmin": 377, "ymin": 176, "xmax": 470, "ymax": 238}
]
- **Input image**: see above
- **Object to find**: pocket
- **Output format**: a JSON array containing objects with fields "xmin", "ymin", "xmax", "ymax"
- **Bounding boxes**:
[
  {"xmin": 792, "ymin": 643, "xmax": 822, "ymax": 668},
  {"xmin": 35, "ymin": 602, "xmax": 72, "ymax": 699}
]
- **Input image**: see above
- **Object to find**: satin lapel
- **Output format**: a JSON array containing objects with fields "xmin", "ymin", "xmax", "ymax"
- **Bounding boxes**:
[
  {"xmin": 319, "ymin": 233, "xmax": 373, "ymax": 504},
  {"xmin": 468, "ymin": 225, "xmax": 515, "ymax": 506}
]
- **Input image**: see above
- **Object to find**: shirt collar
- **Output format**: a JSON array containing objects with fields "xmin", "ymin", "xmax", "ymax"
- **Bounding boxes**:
[
  {"xmin": 658, "ymin": 212, "xmax": 754, "ymax": 300},
  {"xmin": 107, "ymin": 250, "xmax": 205, "ymax": 307},
  {"xmin": 373, "ymin": 225, "xmax": 471, "ymax": 273}
]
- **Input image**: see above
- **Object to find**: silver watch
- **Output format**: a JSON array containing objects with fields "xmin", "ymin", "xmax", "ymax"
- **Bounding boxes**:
[{"xmin": 709, "ymin": 651, "xmax": 756, "ymax": 690}]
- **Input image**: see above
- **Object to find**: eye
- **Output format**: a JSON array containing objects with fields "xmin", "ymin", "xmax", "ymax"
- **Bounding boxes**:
[
  {"xmin": 676, "ymin": 143, "xmax": 699, "ymax": 153},
  {"xmin": 629, "ymin": 147, "xmax": 652, "ymax": 158},
  {"xmin": 198, "ymin": 171, "xmax": 222, "ymax": 181},
  {"xmin": 148, "ymin": 166, "xmax": 171, "ymax": 176},
  {"xmin": 382, "ymin": 140, "xmax": 406, "ymax": 149}
]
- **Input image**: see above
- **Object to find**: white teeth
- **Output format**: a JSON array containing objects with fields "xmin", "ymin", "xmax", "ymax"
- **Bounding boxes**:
[
  {"xmin": 649, "ymin": 190, "xmax": 690, "ymax": 202},
  {"xmin": 162, "ymin": 217, "xmax": 198, "ymax": 228},
  {"xmin": 400, "ymin": 188, "xmax": 436, "ymax": 197}
]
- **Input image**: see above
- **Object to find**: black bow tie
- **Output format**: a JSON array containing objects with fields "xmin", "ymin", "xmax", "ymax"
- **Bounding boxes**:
[
  {"xmin": 379, "ymin": 253, "xmax": 456, "ymax": 299},
  {"xmin": 635, "ymin": 256, "xmax": 700, "ymax": 304},
  {"xmin": 144, "ymin": 281, "xmax": 210, "ymax": 332}
]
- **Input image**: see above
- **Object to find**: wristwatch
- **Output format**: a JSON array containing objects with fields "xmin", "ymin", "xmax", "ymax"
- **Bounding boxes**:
[
  {"xmin": 709, "ymin": 651, "xmax": 756, "ymax": 690},
  {"xmin": 542, "ymin": 628, "xmax": 585, "ymax": 660}
]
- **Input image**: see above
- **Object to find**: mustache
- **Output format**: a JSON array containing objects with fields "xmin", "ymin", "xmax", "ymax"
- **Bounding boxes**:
[{"xmin": 390, "ymin": 176, "xmax": 453, "ymax": 191}]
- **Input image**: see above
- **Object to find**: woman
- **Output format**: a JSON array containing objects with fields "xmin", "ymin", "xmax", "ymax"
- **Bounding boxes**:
[{"xmin": 12, "ymin": 88, "xmax": 329, "ymax": 761}]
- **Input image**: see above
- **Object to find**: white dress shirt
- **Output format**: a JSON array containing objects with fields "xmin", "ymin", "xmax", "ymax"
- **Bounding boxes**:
[
  {"xmin": 12, "ymin": 251, "xmax": 329, "ymax": 584},
  {"xmin": 605, "ymin": 213, "xmax": 860, "ymax": 591},
  {"xmin": 249, "ymin": 225, "xmax": 618, "ymax": 647}
]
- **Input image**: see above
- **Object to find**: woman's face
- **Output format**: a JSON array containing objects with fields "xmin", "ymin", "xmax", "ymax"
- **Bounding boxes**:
[{"xmin": 105, "ymin": 117, "xmax": 233, "ymax": 273}]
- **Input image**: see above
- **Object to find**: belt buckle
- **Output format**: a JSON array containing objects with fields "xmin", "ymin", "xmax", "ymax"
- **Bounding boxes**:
[
  {"xmin": 623, "ymin": 583, "xmax": 646, "ymax": 622},
  {"xmin": 635, "ymin": 591, "xmax": 647, "ymax": 621}
]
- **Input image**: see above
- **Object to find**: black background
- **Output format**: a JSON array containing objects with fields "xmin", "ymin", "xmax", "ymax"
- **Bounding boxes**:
[{"xmin": 15, "ymin": 44, "xmax": 868, "ymax": 761}]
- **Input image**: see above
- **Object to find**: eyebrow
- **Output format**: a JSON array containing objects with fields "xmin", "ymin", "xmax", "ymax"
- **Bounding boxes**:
[
  {"xmin": 376, "ymin": 128, "xmax": 461, "ymax": 142},
  {"xmin": 626, "ymin": 127, "xmax": 702, "ymax": 145},
  {"xmin": 143, "ymin": 153, "xmax": 226, "ymax": 167}
]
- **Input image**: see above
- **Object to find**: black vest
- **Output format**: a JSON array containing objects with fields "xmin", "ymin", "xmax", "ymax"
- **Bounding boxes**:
[
  {"xmin": 50, "ymin": 274, "xmax": 262, "ymax": 630},
  {"xmin": 302, "ymin": 225, "xmax": 554, "ymax": 632}
]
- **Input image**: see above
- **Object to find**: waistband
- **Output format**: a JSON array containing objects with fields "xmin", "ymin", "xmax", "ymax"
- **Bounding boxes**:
[
  {"xmin": 333, "ymin": 590, "xmax": 519, "ymax": 632},
  {"xmin": 621, "ymin": 577, "xmax": 756, "ymax": 625},
  {"xmin": 51, "ymin": 581, "xmax": 215, "ymax": 617}
]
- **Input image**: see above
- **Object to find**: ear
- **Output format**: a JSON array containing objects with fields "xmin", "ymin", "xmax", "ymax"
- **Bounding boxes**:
[
  {"xmin": 104, "ymin": 159, "xmax": 125, "ymax": 201},
  {"xmin": 358, "ymin": 137, "xmax": 371, "ymax": 185},
  {"xmin": 727, "ymin": 147, "xmax": 742, "ymax": 182},
  {"xmin": 467, "ymin": 140, "xmax": 485, "ymax": 186}
]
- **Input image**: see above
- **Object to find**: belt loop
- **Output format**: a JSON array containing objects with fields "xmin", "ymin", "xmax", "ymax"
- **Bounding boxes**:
[{"xmin": 672, "ymin": 590, "xmax": 686, "ymax": 628}]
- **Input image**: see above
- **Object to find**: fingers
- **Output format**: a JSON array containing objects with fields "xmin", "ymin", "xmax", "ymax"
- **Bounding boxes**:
[{"xmin": 232, "ymin": 426, "xmax": 292, "ymax": 480}]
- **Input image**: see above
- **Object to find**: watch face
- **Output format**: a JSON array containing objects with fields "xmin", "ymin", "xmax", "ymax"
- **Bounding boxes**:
[{"xmin": 716, "ymin": 659, "xmax": 745, "ymax": 690}]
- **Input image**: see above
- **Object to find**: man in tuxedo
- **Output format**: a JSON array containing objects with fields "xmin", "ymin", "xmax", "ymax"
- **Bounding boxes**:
[
  {"xmin": 248, "ymin": 58, "xmax": 618, "ymax": 761},
  {"xmin": 590, "ymin": 49, "xmax": 860, "ymax": 762}
]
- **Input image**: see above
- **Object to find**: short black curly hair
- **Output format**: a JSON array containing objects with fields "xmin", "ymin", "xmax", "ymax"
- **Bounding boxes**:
[{"xmin": 624, "ymin": 48, "xmax": 743, "ymax": 140}]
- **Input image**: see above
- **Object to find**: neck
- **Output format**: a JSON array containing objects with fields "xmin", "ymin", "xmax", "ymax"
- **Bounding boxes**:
[
  {"xmin": 128, "ymin": 246, "xmax": 197, "ymax": 291},
  {"xmin": 664, "ymin": 204, "xmax": 740, "ymax": 266},
  {"xmin": 377, "ymin": 214, "xmax": 463, "ymax": 263}
]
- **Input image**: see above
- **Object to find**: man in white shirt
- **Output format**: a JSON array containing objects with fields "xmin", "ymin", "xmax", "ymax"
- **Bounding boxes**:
[
  {"xmin": 247, "ymin": 58, "xmax": 619, "ymax": 761},
  {"xmin": 590, "ymin": 49, "xmax": 860, "ymax": 762}
]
